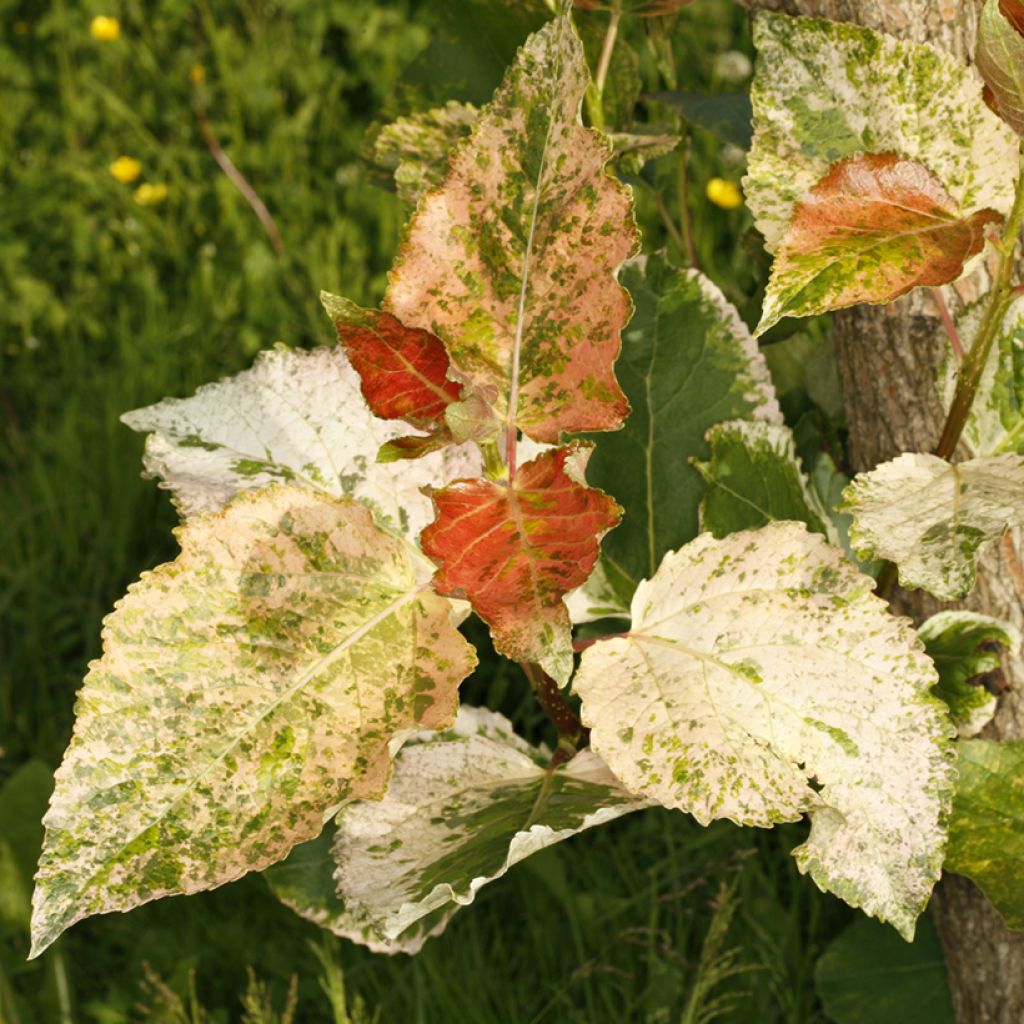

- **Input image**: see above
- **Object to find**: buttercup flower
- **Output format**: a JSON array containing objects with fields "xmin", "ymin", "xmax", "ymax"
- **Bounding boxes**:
[
  {"xmin": 134, "ymin": 183, "xmax": 168, "ymax": 206},
  {"xmin": 109, "ymin": 156, "xmax": 142, "ymax": 183},
  {"xmin": 706, "ymin": 178, "xmax": 743, "ymax": 210},
  {"xmin": 90, "ymin": 15, "xmax": 120, "ymax": 41}
]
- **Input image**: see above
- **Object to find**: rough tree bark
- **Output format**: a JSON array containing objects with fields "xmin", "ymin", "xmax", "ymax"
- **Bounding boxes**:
[{"xmin": 737, "ymin": 1, "xmax": 1024, "ymax": 1021}]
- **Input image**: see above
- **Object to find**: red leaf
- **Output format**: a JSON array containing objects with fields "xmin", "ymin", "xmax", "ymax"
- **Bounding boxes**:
[
  {"xmin": 776, "ymin": 153, "xmax": 1000, "ymax": 311},
  {"xmin": 323, "ymin": 293, "xmax": 462, "ymax": 429},
  {"xmin": 421, "ymin": 444, "xmax": 621, "ymax": 684},
  {"xmin": 1001, "ymin": 0, "xmax": 1024, "ymax": 35}
]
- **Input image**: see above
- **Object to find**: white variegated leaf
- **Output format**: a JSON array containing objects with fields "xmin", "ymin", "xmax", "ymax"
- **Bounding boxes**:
[
  {"xmin": 745, "ymin": 13, "xmax": 1017, "ymax": 253},
  {"xmin": 841, "ymin": 452, "xmax": 1024, "ymax": 600},
  {"xmin": 122, "ymin": 344, "xmax": 482, "ymax": 538},
  {"xmin": 573, "ymin": 523, "xmax": 955, "ymax": 939},
  {"xmin": 938, "ymin": 295, "xmax": 1024, "ymax": 458},
  {"xmin": 30, "ymin": 486, "xmax": 477, "ymax": 958},
  {"xmin": 333, "ymin": 706, "xmax": 647, "ymax": 944},
  {"xmin": 264, "ymin": 823, "xmax": 458, "ymax": 956}
]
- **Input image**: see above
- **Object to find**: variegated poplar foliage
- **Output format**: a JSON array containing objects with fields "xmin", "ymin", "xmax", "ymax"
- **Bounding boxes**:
[{"xmin": 31, "ymin": 0, "xmax": 1024, "ymax": 962}]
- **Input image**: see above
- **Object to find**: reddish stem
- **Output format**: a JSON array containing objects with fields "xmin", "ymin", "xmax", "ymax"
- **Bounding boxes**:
[{"xmin": 931, "ymin": 287, "xmax": 964, "ymax": 362}]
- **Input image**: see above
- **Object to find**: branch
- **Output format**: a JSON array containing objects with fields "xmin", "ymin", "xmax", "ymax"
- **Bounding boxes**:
[{"xmin": 522, "ymin": 662, "xmax": 589, "ymax": 747}]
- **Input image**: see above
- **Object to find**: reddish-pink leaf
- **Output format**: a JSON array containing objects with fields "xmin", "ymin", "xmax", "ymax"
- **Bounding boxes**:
[
  {"xmin": 322, "ymin": 293, "xmax": 462, "ymax": 430},
  {"xmin": 1002, "ymin": 0, "xmax": 1024, "ymax": 35},
  {"xmin": 421, "ymin": 444, "xmax": 621, "ymax": 684},
  {"xmin": 757, "ymin": 153, "xmax": 1002, "ymax": 334},
  {"xmin": 385, "ymin": 16, "xmax": 638, "ymax": 445}
]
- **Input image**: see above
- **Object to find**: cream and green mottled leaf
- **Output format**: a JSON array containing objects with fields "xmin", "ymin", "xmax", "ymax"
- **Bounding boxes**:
[
  {"xmin": 938, "ymin": 295, "xmax": 1024, "ymax": 457},
  {"xmin": 333, "ymin": 706, "xmax": 646, "ymax": 944},
  {"xmin": 946, "ymin": 738, "xmax": 1024, "ymax": 931},
  {"xmin": 694, "ymin": 419, "xmax": 837, "ymax": 543},
  {"xmin": 122, "ymin": 345, "xmax": 481, "ymax": 537},
  {"xmin": 30, "ymin": 486, "xmax": 477, "ymax": 957},
  {"xmin": 841, "ymin": 452, "xmax": 1024, "ymax": 600},
  {"xmin": 919, "ymin": 611, "xmax": 1020, "ymax": 738},
  {"xmin": 370, "ymin": 102, "xmax": 478, "ymax": 206},
  {"xmin": 574, "ymin": 523, "xmax": 954, "ymax": 939},
  {"xmin": 264, "ymin": 823, "xmax": 457, "ymax": 955},
  {"xmin": 583, "ymin": 253, "xmax": 782, "ymax": 606},
  {"xmin": 746, "ymin": 13, "xmax": 1017, "ymax": 252},
  {"xmin": 385, "ymin": 14, "xmax": 639, "ymax": 444}
]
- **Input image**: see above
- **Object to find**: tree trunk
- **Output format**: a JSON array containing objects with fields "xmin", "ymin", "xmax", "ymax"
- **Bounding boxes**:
[{"xmin": 738, "ymin": 1, "xmax": 1024, "ymax": 1020}]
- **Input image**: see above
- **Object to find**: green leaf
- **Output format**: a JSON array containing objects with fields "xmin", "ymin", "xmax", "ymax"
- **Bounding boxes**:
[
  {"xmin": 385, "ymin": 13, "xmax": 640, "ymax": 444},
  {"xmin": 333, "ymin": 706, "xmax": 645, "ymax": 946},
  {"xmin": 582, "ymin": 252, "xmax": 781, "ymax": 605},
  {"xmin": 694, "ymin": 420, "xmax": 837, "ymax": 541},
  {"xmin": 841, "ymin": 452, "xmax": 1024, "ymax": 600},
  {"xmin": 977, "ymin": 0, "xmax": 1024, "ymax": 137},
  {"xmin": 746, "ymin": 13, "xmax": 1016, "ymax": 254},
  {"xmin": 264, "ymin": 823, "xmax": 457, "ymax": 955},
  {"xmin": 919, "ymin": 611, "xmax": 1019, "ymax": 738},
  {"xmin": 574, "ymin": 522, "xmax": 955, "ymax": 939},
  {"xmin": 369, "ymin": 102, "xmax": 478, "ymax": 206},
  {"xmin": 122, "ymin": 344, "xmax": 481, "ymax": 538},
  {"xmin": 814, "ymin": 915, "xmax": 953, "ymax": 1024},
  {"xmin": 946, "ymin": 739, "xmax": 1024, "ymax": 932},
  {"xmin": 30, "ymin": 486, "xmax": 477, "ymax": 957},
  {"xmin": 647, "ymin": 92, "xmax": 753, "ymax": 150},
  {"xmin": 0, "ymin": 761, "xmax": 53, "ymax": 930},
  {"xmin": 937, "ymin": 295, "xmax": 1024, "ymax": 457}
]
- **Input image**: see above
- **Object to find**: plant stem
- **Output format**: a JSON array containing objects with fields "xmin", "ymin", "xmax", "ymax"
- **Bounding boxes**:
[
  {"xmin": 594, "ymin": 3, "xmax": 622, "ymax": 104},
  {"xmin": 935, "ymin": 153, "xmax": 1024, "ymax": 461},
  {"xmin": 677, "ymin": 133, "xmax": 699, "ymax": 270},
  {"xmin": 522, "ymin": 662, "xmax": 588, "ymax": 746},
  {"xmin": 931, "ymin": 287, "xmax": 964, "ymax": 362}
]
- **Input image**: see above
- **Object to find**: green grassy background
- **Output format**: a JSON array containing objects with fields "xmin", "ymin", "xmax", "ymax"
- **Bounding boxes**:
[{"xmin": 0, "ymin": 1, "xmax": 854, "ymax": 1020}]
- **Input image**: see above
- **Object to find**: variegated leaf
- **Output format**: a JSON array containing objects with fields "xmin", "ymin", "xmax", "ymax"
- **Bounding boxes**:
[
  {"xmin": 841, "ymin": 452, "xmax": 1024, "ymax": 600},
  {"xmin": 946, "ymin": 738, "xmax": 1024, "ymax": 931},
  {"xmin": 573, "ymin": 522, "xmax": 955, "ymax": 939},
  {"xmin": 30, "ymin": 486, "xmax": 477, "ymax": 957},
  {"xmin": 938, "ymin": 295, "xmax": 1024, "ymax": 457},
  {"xmin": 978, "ymin": 0, "xmax": 1024, "ymax": 137},
  {"xmin": 385, "ymin": 14, "xmax": 639, "ymax": 445},
  {"xmin": 320, "ymin": 293, "xmax": 463, "ymax": 460},
  {"xmin": 755, "ymin": 154, "xmax": 1002, "ymax": 335},
  {"xmin": 421, "ymin": 444, "xmax": 621, "ymax": 684},
  {"xmin": 264, "ymin": 823, "xmax": 458, "ymax": 955},
  {"xmin": 333, "ymin": 706, "xmax": 645, "ymax": 945},
  {"xmin": 919, "ymin": 611, "xmax": 1020, "ymax": 739},
  {"xmin": 121, "ymin": 345, "xmax": 481, "ymax": 536},
  {"xmin": 582, "ymin": 253, "xmax": 781, "ymax": 606},
  {"xmin": 370, "ymin": 101, "xmax": 478, "ymax": 206},
  {"xmin": 746, "ymin": 13, "xmax": 1016, "ymax": 328},
  {"xmin": 695, "ymin": 419, "xmax": 837, "ymax": 543}
]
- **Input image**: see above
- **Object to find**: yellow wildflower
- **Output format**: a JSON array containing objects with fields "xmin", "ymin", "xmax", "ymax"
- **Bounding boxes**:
[
  {"xmin": 706, "ymin": 178, "xmax": 743, "ymax": 210},
  {"xmin": 189, "ymin": 64, "xmax": 206, "ymax": 86},
  {"xmin": 134, "ymin": 183, "xmax": 168, "ymax": 206},
  {"xmin": 109, "ymin": 156, "xmax": 142, "ymax": 183},
  {"xmin": 90, "ymin": 15, "xmax": 121, "ymax": 41}
]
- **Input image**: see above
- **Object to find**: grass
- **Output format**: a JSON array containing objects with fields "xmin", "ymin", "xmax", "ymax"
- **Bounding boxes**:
[{"xmin": 0, "ymin": 1, "xmax": 849, "ymax": 1019}]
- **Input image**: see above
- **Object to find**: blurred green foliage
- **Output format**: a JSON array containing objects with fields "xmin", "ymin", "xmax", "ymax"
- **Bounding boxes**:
[{"xmin": 0, "ymin": 0, "xmax": 852, "ymax": 1020}]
